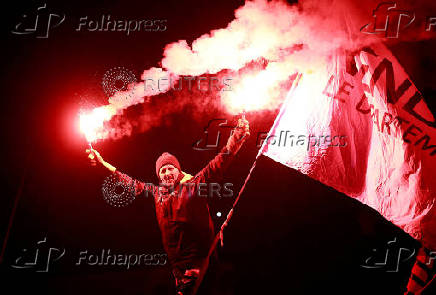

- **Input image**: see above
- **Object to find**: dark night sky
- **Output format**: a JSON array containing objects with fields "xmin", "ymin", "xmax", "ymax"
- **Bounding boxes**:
[{"xmin": 1, "ymin": 0, "xmax": 436, "ymax": 294}]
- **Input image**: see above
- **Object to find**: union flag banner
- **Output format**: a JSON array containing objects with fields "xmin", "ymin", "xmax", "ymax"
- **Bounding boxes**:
[{"xmin": 260, "ymin": 42, "xmax": 436, "ymax": 250}]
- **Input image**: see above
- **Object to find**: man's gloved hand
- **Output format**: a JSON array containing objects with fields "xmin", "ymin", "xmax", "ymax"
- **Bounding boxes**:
[
  {"xmin": 226, "ymin": 117, "xmax": 250, "ymax": 155},
  {"xmin": 85, "ymin": 148, "xmax": 117, "ymax": 173},
  {"xmin": 235, "ymin": 118, "xmax": 250, "ymax": 139},
  {"xmin": 86, "ymin": 148, "xmax": 103, "ymax": 166}
]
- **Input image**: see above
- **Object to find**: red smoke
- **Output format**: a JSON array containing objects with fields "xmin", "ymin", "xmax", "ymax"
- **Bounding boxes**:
[{"xmin": 78, "ymin": 0, "xmax": 436, "ymax": 143}]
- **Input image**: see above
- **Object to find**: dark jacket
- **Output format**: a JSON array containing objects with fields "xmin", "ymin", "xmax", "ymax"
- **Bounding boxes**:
[{"xmin": 114, "ymin": 128, "xmax": 247, "ymax": 268}]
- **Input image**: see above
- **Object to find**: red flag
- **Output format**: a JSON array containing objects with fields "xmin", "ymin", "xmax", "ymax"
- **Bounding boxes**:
[{"xmin": 261, "ymin": 42, "xmax": 436, "ymax": 250}]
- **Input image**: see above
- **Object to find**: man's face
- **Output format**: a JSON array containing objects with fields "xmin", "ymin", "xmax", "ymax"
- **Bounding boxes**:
[{"xmin": 159, "ymin": 164, "xmax": 180, "ymax": 185}]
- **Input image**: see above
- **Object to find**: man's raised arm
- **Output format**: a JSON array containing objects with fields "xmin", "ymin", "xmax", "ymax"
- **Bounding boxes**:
[
  {"xmin": 194, "ymin": 118, "xmax": 250, "ymax": 183},
  {"xmin": 86, "ymin": 148, "xmax": 154, "ymax": 197}
]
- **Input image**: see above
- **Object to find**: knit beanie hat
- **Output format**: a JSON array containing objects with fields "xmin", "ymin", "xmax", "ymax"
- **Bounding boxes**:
[{"xmin": 155, "ymin": 152, "xmax": 181, "ymax": 177}]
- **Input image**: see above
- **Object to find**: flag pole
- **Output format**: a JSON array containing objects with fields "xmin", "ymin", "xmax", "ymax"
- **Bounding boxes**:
[
  {"xmin": 191, "ymin": 121, "xmax": 262, "ymax": 295},
  {"xmin": 191, "ymin": 73, "xmax": 303, "ymax": 294}
]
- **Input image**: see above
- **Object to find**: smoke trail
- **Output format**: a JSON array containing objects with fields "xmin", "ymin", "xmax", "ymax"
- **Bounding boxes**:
[{"xmin": 85, "ymin": 0, "xmax": 436, "ymax": 141}]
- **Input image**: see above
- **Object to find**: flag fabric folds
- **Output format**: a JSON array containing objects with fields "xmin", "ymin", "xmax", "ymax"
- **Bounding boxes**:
[{"xmin": 261, "ymin": 42, "xmax": 436, "ymax": 250}]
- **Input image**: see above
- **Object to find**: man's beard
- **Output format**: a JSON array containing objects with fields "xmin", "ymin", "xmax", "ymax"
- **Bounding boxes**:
[{"xmin": 162, "ymin": 175, "xmax": 176, "ymax": 186}]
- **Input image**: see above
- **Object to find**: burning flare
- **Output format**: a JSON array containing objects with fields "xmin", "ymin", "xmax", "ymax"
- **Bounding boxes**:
[{"xmin": 79, "ymin": 106, "xmax": 115, "ymax": 143}]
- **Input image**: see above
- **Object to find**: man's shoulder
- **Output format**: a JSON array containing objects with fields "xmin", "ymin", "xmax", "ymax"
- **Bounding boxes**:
[{"xmin": 180, "ymin": 172, "xmax": 194, "ymax": 183}]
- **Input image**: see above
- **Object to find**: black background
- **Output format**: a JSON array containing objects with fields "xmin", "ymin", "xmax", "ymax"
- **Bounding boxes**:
[{"xmin": 1, "ymin": 0, "xmax": 436, "ymax": 294}]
